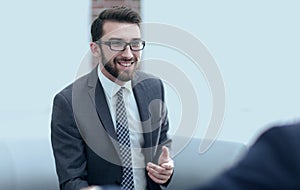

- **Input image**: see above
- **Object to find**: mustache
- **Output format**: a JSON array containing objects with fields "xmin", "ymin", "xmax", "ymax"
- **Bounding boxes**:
[{"xmin": 115, "ymin": 57, "xmax": 137, "ymax": 62}]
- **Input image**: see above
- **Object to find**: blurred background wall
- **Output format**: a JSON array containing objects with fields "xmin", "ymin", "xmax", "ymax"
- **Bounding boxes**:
[
  {"xmin": 142, "ymin": 0, "xmax": 300, "ymax": 145},
  {"xmin": 0, "ymin": 0, "xmax": 91, "ymax": 141},
  {"xmin": 1, "ymin": 0, "xmax": 300, "ymax": 146}
]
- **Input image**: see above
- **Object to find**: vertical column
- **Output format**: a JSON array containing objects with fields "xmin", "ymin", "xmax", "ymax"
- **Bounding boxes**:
[{"xmin": 91, "ymin": 0, "xmax": 141, "ymax": 21}]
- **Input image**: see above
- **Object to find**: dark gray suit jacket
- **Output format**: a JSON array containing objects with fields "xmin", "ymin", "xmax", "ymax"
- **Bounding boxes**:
[
  {"xmin": 51, "ymin": 67, "xmax": 171, "ymax": 190},
  {"xmin": 193, "ymin": 122, "xmax": 300, "ymax": 190}
]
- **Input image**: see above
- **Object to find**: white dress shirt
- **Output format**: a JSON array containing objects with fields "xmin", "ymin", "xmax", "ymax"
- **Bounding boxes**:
[{"xmin": 98, "ymin": 66, "xmax": 146, "ymax": 190}]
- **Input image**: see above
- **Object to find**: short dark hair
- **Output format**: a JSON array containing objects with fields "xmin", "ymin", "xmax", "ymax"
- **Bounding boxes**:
[{"xmin": 91, "ymin": 6, "xmax": 141, "ymax": 42}]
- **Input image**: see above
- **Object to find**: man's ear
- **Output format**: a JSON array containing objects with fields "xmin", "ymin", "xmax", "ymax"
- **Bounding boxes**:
[{"xmin": 90, "ymin": 42, "xmax": 101, "ymax": 57}]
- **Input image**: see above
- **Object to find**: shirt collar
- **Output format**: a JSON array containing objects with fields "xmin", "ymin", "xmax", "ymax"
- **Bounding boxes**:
[{"xmin": 97, "ymin": 65, "xmax": 132, "ymax": 98}]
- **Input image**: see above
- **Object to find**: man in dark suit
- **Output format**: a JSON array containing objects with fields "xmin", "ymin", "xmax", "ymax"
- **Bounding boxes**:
[
  {"xmin": 193, "ymin": 122, "xmax": 300, "ymax": 190},
  {"xmin": 51, "ymin": 7, "xmax": 173, "ymax": 190}
]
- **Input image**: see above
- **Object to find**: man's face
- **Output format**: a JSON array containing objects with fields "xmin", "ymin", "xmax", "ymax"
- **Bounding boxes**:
[{"xmin": 99, "ymin": 21, "xmax": 142, "ymax": 83}]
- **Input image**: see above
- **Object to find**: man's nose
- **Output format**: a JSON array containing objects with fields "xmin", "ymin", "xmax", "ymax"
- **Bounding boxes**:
[{"xmin": 121, "ymin": 45, "xmax": 134, "ymax": 58}]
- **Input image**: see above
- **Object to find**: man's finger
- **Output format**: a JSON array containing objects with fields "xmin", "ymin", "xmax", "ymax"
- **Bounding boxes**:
[
  {"xmin": 147, "ymin": 162, "xmax": 165, "ymax": 173},
  {"xmin": 161, "ymin": 162, "xmax": 173, "ymax": 170},
  {"xmin": 161, "ymin": 146, "xmax": 170, "ymax": 160}
]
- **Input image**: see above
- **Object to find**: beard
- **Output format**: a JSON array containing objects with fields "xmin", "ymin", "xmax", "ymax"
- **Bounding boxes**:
[{"xmin": 100, "ymin": 50, "xmax": 139, "ymax": 82}]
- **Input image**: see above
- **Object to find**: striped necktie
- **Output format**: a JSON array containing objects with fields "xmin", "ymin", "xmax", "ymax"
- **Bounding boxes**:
[{"xmin": 116, "ymin": 87, "xmax": 135, "ymax": 190}]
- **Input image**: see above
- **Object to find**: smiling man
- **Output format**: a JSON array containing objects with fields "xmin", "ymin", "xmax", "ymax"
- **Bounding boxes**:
[{"xmin": 51, "ymin": 6, "xmax": 173, "ymax": 190}]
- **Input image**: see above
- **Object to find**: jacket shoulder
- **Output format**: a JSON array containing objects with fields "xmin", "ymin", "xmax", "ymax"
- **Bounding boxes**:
[
  {"xmin": 134, "ymin": 71, "xmax": 163, "ymax": 87},
  {"xmin": 53, "ymin": 71, "xmax": 92, "ymax": 101}
]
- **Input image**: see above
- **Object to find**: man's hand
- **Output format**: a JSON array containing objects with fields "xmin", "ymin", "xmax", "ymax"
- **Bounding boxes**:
[
  {"xmin": 80, "ymin": 185, "xmax": 102, "ymax": 190},
  {"xmin": 81, "ymin": 186, "xmax": 101, "ymax": 190},
  {"xmin": 81, "ymin": 186, "xmax": 120, "ymax": 190},
  {"xmin": 146, "ymin": 146, "xmax": 174, "ymax": 184}
]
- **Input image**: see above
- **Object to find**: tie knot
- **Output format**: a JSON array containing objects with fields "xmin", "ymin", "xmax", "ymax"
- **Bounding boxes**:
[{"xmin": 117, "ymin": 87, "xmax": 125, "ymax": 98}]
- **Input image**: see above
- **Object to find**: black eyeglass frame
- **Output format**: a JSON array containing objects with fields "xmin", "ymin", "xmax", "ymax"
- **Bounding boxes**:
[{"xmin": 95, "ymin": 40, "xmax": 146, "ymax": 51}]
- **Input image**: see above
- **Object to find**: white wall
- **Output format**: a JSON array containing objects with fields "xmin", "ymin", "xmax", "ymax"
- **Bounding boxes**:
[
  {"xmin": 1, "ymin": 1, "xmax": 300, "ymax": 146},
  {"xmin": 0, "ymin": 1, "xmax": 91, "ymax": 139},
  {"xmin": 142, "ymin": 0, "xmax": 300, "ymax": 145}
]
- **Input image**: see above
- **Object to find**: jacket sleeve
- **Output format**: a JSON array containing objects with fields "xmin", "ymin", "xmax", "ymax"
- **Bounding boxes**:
[
  {"xmin": 51, "ymin": 92, "xmax": 89, "ymax": 190},
  {"xmin": 156, "ymin": 79, "xmax": 173, "ymax": 187}
]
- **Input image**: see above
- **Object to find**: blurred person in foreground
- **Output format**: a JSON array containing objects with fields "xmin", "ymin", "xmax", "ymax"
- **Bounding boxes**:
[
  {"xmin": 51, "ymin": 6, "xmax": 173, "ymax": 190},
  {"xmin": 192, "ymin": 121, "xmax": 300, "ymax": 190}
]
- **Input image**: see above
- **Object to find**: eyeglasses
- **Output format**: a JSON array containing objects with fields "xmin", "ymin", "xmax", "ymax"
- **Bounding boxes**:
[{"xmin": 96, "ymin": 39, "xmax": 145, "ymax": 51}]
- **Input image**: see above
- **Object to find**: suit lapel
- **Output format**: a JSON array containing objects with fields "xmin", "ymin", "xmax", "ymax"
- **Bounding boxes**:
[
  {"xmin": 132, "ymin": 73, "xmax": 154, "ymax": 161},
  {"xmin": 87, "ymin": 68, "xmax": 120, "ymax": 155},
  {"xmin": 94, "ymin": 80, "xmax": 118, "ymax": 140}
]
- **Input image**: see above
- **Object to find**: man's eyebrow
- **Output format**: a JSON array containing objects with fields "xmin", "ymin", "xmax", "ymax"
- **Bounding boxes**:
[
  {"xmin": 107, "ymin": 38, "xmax": 142, "ymax": 41},
  {"xmin": 131, "ymin": 38, "xmax": 142, "ymax": 41},
  {"xmin": 108, "ymin": 38, "xmax": 123, "ymax": 41}
]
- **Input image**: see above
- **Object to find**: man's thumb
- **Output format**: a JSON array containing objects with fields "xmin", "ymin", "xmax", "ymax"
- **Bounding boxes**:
[{"xmin": 160, "ymin": 146, "xmax": 170, "ymax": 161}]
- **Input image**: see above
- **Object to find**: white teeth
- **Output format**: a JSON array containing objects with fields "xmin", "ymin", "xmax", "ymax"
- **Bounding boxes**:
[{"xmin": 119, "ymin": 62, "xmax": 132, "ymax": 67}]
